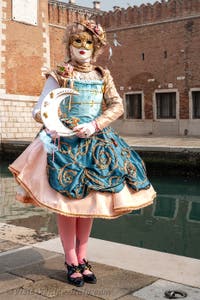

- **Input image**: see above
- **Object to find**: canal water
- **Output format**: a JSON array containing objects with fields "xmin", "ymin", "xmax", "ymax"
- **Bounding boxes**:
[{"xmin": 1, "ymin": 159, "xmax": 200, "ymax": 260}]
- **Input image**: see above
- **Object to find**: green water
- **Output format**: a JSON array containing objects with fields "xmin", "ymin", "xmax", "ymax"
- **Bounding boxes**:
[{"xmin": 1, "ymin": 160, "xmax": 200, "ymax": 259}]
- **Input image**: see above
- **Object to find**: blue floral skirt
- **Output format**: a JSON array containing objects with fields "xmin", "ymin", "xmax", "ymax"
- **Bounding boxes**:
[{"xmin": 47, "ymin": 127, "xmax": 151, "ymax": 199}]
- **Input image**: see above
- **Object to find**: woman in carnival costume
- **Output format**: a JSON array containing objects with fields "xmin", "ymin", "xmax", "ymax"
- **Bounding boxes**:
[{"xmin": 9, "ymin": 20, "xmax": 156, "ymax": 287}]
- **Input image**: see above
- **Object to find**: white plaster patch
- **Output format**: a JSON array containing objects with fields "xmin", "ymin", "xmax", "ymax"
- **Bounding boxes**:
[
  {"xmin": 177, "ymin": 76, "xmax": 185, "ymax": 80},
  {"xmin": 2, "ymin": 1, "xmax": 7, "ymax": 8},
  {"xmin": 0, "ymin": 44, "xmax": 6, "ymax": 51},
  {"xmin": 0, "ymin": 23, "xmax": 6, "ymax": 30},
  {"xmin": 133, "ymin": 279, "xmax": 200, "ymax": 300},
  {"xmin": 0, "ymin": 0, "xmax": 6, "ymax": 92},
  {"xmin": 12, "ymin": 0, "xmax": 38, "ymax": 25},
  {"xmin": 168, "ymin": 83, "xmax": 173, "ymax": 88},
  {"xmin": 0, "ymin": 79, "xmax": 5, "ymax": 85},
  {"xmin": 43, "ymin": 42, "xmax": 47, "ymax": 48},
  {"xmin": 41, "ymin": 10, "xmax": 50, "ymax": 70},
  {"xmin": 0, "ymin": 93, "xmax": 37, "ymax": 102},
  {"xmin": 0, "ymin": 56, "xmax": 5, "ymax": 62}
]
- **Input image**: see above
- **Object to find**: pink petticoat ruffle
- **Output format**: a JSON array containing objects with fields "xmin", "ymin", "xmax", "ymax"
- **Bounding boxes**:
[{"xmin": 8, "ymin": 137, "xmax": 156, "ymax": 219}]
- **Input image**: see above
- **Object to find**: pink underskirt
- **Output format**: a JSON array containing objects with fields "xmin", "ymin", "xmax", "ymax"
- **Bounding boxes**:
[{"xmin": 9, "ymin": 137, "xmax": 156, "ymax": 219}]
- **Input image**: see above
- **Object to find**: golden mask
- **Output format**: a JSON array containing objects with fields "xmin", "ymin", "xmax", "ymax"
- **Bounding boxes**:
[{"xmin": 70, "ymin": 32, "xmax": 94, "ymax": 50}]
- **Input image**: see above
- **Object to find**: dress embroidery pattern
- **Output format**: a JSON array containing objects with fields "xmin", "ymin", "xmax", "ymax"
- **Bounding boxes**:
[
  {"xmin": 46, "ymin": 77, "xmax": 150, "ymax": 199},
  {"xmin": 47, "ymin": 127, "xmax": 149, "ymax": 199}
]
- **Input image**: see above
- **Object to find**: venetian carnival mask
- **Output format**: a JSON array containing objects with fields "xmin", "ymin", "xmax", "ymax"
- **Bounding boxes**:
[
  {"xmin": 69, "ymin": 32, "xmax": 94, "ymax": 63},
  {"xmin": 70, "ymin": 32, "xmax": 94, "ymax": 50}
]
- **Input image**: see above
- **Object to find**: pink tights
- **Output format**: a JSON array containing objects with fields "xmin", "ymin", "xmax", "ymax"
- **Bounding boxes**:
[{"xmin": 57, "ymin": 214, "xmax": 94, "ymax": 278}]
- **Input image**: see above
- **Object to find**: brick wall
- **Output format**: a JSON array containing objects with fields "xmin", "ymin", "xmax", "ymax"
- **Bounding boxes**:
[
  {"xmin": 5, "ymin": 0, "xmax": 49, "ymax": 95},
  {"xmin": 0, "ymin": 0, "xmax": 49, "ymax": 143},
  {"xmin": 0, "ymin": 0, "xmax": 200, "ymax": 141},
  {"xmin": 97, "ymin": 0, "xmax": 200, "ymax": 28},
  {"xmin": 99, "ymin": 17, "xmax": 200, "ymax": 119},
  {"xmin": 0, "ymin": 95, "xmax": 41, "ymax": 142},
  {"xmin": 0, "ymin": 0, "xmax": 97, "ymax": 144},
  {"xmin": 95, "ymin": 0, "xmax": 200, "ymax": 135}
]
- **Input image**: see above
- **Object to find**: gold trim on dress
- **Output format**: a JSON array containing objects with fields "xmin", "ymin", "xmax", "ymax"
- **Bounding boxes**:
[{"xmin": 8, "ymin": 165, "xmax": 156, "ymax": 219}]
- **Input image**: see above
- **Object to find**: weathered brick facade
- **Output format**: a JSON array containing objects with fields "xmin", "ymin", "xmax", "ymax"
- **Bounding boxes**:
[
  {"xmin": 0, "ymin": 0, "xmax": 200, "ymax": 144},
  {"xmin": 0, "ymin": 0, "xmax": 101, "ymax": 144},
  {"xmin": 96, "ymin": 0, "xmax": 200, "ymax": 135},
  {"xmin": 0, "ymin": 0, "xmax": 49, "ymax": 143}
]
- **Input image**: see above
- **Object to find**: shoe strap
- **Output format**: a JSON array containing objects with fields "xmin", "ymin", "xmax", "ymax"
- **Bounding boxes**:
[
  {"xmin": 79, "ymin": 260, "xmax": 92, "ymax": 271},
  {"xmin": 65, "ymin": 262, "xmax": 81, "ymax": 275}
]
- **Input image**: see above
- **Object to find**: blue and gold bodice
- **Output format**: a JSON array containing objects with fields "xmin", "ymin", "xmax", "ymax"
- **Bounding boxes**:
[{"xmin": 59, "ymin": 79, "xmax": 104, "ymax": 128}]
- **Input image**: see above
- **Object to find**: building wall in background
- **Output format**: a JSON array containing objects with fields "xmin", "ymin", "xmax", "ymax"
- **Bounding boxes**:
[
  {"xmin": 96, "ymin": 0, "xmax": 200, "ymax": 136},
  {"xmin": 0, "ymin": 0, "xmax": 49, "ymax": 143}
]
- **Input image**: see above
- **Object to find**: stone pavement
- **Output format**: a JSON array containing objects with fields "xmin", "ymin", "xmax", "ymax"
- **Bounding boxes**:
[
  {"xmin": 0, "ymin": 223, "xmax": 200, "ymax": 300},
  {"xmin": 0, "ymin": 233, "xmax": 155, "ymax": 300},
  {"xmin": 0, "ymin": 249, "xmax": 155, "ymax": 300}
]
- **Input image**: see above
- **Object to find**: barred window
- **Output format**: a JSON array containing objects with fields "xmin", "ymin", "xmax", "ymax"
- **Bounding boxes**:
[
  {"xmin": 189, "ymin": 202, "xmax": 200, "ymax": 222},
  {"xmin": 192, "ymin": 91, "xmax": 200, "ymax": 119},
  {"xmin": 154, "ymin": 197, "xmax": 176, "ymax": 219},
  {"xmin": 125, "ymin": 94, "xmax": 142, "ymax": 119},
  {"xmin": 156, "ymin": 92, "xmax": 176, "ymax": 119}
]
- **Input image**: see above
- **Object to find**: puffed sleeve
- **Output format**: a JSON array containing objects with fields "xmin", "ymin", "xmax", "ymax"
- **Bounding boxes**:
[
  {"xmin": 32, "ymin": 73, "xmax": 60, "ymax": 123},
  {"xmin": 95, "ymin": 69, "xmax": 124, "ymax": 130}
]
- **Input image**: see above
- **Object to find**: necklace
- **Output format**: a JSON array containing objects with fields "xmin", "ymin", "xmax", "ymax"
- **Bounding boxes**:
[{"xmin": 70, "ymin": 60, "xmax": 94, "ymax": 73}]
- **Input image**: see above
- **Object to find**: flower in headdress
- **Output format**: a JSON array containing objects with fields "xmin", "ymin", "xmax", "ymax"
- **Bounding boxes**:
[
  {"xmin": 94, "ymin": 24, "xmax": 103, "ymax": 35},
  {"xmin": 76, "ymin": 19, "xmax": 107, "ymax": 45}
]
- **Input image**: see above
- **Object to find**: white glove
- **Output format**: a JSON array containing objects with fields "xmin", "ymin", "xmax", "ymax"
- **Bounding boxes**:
[{"xmin": 73, "ymin": 121, "xmax": 97, "ymax": 138}]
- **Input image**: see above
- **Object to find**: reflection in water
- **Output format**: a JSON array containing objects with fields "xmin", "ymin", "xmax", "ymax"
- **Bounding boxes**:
[
  {"xmin": 153, "ymin": 197, "xmax": 178, "ymax": 219},
  {"xmin": 188, "ymin": 202, "xmax": 200, "ymax": 222},
  {"xmin": 1, "ymin": 160, "xmax": 200, "ymax": 259},
  {"xmin": 0, "ymin": 160, "xmax": 57, "ymax": 233},
  {"xmin": 92, "ymin": 176, "xmax": 200, "ymax": 259}
]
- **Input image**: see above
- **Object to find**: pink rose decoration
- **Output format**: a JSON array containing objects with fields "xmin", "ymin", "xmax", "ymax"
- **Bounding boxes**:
[{"xmin": 57, "ymin": 63, "xmax": 74, "ymax": 78}]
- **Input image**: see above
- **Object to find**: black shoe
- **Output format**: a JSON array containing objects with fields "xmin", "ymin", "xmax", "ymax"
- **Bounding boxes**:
[
  {"xmin": 65, "ymin": 262, "xmax": 84, "ymax": 287},
  {"xmin": 79, "ymin": 259, "xmax": 97, "ymax": 284}
]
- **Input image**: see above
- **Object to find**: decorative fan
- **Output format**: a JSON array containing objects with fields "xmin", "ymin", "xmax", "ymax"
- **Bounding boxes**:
[{"xmin": 41, "ymin": 88, "xmax": 79, "ymax": 136}]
